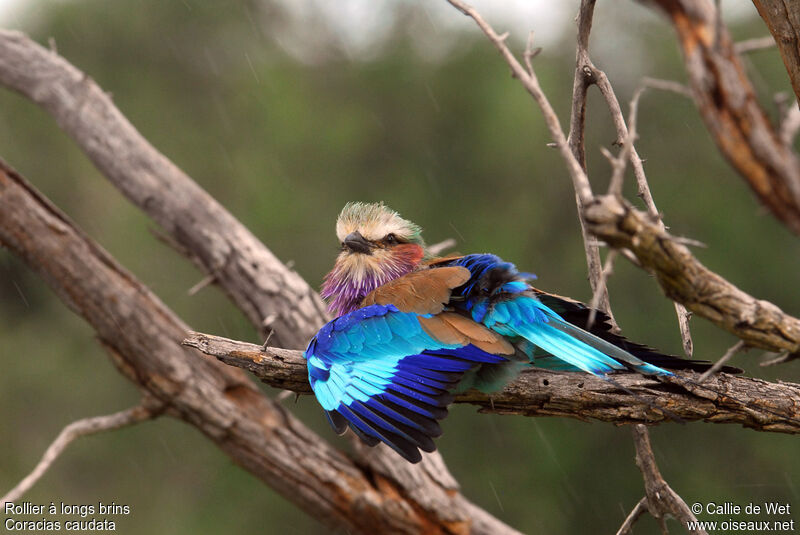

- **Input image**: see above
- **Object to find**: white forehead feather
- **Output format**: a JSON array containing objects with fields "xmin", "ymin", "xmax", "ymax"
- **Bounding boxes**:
[{"xmin": 335, "ymin": 202, "xmax": 420, "ymax": 242}]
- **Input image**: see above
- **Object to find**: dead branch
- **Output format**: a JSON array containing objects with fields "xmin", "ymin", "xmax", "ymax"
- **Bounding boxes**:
[
  {"xmin": 184, "ymin": 331, "xmax": 800, "ymax": 434},
  {"xmin": 2, "ymin": 401, "xmax": 161, "ymax": 505},
  {"xmin": 751, "ymin": 0, "xmax": 800, "ymax": 102},
  {"xmin": 584, "ymin": 195, "xmax": 800, "ymax": 355},
  {"xmin": 0, "ymin": 29, "xmax": 326, "ymax": 348},
  {"xmin": 0, "ymin": 160, "xmax": 518, "ymax": 535},
  {"xmin": 645, "ymin": 0, "xmax": 800, "ymax": 236},
  {"xmin": 631, "ymin": 425, "xmax": 704, "ymax": 534},
  {"xmin": 615, "ymin": 497, "xmax": 649, "ymax": 535}
]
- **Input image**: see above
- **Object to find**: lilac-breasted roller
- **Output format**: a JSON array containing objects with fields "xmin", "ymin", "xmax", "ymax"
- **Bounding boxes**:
[{"xmin": 304, "ymin": 202, "xmax": 727, "ymax": 463}]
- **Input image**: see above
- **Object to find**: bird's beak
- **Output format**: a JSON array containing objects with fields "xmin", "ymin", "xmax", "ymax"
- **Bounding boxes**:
[{"xmin": 343, "ymin": 231, "xmax": 374, "ymax": 255}]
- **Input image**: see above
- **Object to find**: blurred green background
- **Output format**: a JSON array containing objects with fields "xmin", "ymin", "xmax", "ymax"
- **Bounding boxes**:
[{"xmin": 1, "ymin": 0, "xmax": 798, "ymax": 533}]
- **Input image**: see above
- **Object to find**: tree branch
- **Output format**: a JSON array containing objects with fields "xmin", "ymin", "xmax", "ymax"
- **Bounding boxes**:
[
  {"xmin": 751, "ymin": 0, "xmax": 800, "ymax": 103},
  {"xmin": 2, "ymin": 401, "xmax": 161, "ymax": 505},
  {"xmin": 0, "ymin": 160, "xmax": 518, "ymax": 534},
  {"xmin": 184, "ymin": 331, "xmax": 800, "ymax": 434},
  {"xmin": 584, "ymin": 195, "xmax": 800, "ymax": 355},
  {"xmin": 631, "ymin": 425, "xmax": 704, "ymax": 534},
  {"xmin": 644, "ymin": 0, "xmax": 800, "ymax": 235}
]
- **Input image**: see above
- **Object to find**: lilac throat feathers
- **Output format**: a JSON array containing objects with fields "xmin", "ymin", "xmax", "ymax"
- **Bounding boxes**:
[{"xmin": 321, "ymin": 259, "xmax": 416, "ymax": 317}]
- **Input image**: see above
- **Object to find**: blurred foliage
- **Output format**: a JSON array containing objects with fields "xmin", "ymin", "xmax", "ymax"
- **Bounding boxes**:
[{"xmin": 1, "ymin": 1, "xmax": 799, "ymax": 533}]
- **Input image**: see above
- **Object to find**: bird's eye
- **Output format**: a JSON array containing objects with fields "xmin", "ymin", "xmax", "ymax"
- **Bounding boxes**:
[{"xmin": 384, "ymin": 233, "xmax": 398, "ymax": 244}]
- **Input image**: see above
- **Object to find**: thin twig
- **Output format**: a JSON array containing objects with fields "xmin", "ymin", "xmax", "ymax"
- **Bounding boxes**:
[
  {"xmin": 446, "ymin": 0, "xmax": 593, "ymax": 205},
  {"xmin": 188, "ymin": 273, "xmax": 217, "ymax": 296},
  {"xmin": 428, "ymin": 238, "xmax": 458, "ymax": 256},
  {"xmin": 566, "ymin": 0, "xmax": 617, "ymax": 322},
  {"xmin": 760, "ymin": 351, "xmax": 795, "ymax": 367},
  {"xmin": 780, "ymin": 103, "xmax": 800, "ymax": 147},
  {"xmin": 2, "ymin": 401, "xmax": 160, "ymax": 505},
  {"xmin": 615, "ymin": 496, "xmax": 649, "ymax": 535},
  {"xmin": 617, "ymin": 80, "xmax": 697, "ymax": 356},
  {"xmin": 523, "ymin": 31, "xmax": 541, "ymax": 76},
  {"xmin": 605, "ymin": 86, "xmax": 646, "ymax": 197},
  {"xmin": 641, "ymin": 77, "xmax": 693, "ymax": 99},
  {"xmin": 587, "ymin": 250, "xmax": 618, "ymax": 330},
  {"xmin": 734, "ymin": 36, "xmax": 776, "ymax": 55},
  {"xmin": 675, "ymin": 305, "xmax": 694, "ymax": 357},
  {"xmin": 698, "ymin": 340, "xmax": 746, "ymax": 382}
]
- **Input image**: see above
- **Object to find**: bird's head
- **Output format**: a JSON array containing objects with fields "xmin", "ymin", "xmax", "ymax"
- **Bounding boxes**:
[{"xmin": 321, "ymin": 202, "xmax": 427, "ymax": 316}]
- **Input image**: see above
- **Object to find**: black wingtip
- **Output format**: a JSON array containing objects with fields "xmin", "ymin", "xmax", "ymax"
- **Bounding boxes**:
[{"xmin": 325, "ymin": 410, "xmax": 348, "ymax": 435}]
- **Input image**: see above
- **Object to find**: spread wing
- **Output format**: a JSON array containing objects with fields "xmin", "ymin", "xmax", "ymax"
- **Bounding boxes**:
[
  {"xmin": 305, "ymin": 304, "xmax": 508, "ymax": 462},
  {"xmin": 305, "ymin": 266, "xmax": 513, "ymax": 463}
]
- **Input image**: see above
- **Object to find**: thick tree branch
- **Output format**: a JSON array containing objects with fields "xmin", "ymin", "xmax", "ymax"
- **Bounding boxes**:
[
  {"xmin": 0, "ymin": 161, "xmax": 518, "ymax": 535},
  {"xmin": 645, "ymin": 0, "xmax": 800, "ymax": 235},
  {"xmin": 0, "ymin": 29, "xmax": 326, "ymax": 348},
  {"xmin": 751, "ymin": 0, "xmax": 800, "ymax": 103},
  {"xmin": 184, "ymin": 331, "xmax": 800, "ymax": 434},
  {"xmin": 585, "ymin": 195, "xmax": 800, "ymax": 355}
]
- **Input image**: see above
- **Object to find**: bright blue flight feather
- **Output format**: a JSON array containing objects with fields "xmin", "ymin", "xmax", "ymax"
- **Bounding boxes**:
[{"xmin": 304, "ymin": 303, "xmax": 507, "ymax": 462}]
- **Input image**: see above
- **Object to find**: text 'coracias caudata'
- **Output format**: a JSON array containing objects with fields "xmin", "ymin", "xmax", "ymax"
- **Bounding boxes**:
[{"xmin": 304, "ymin": 202, "xmax": 727, "ymax": 463}]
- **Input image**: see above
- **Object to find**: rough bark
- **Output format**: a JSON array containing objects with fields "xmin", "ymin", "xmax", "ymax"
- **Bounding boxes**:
[
  {"xmin": 584, "ymin": 195, "xmax": 800, "ymax": 355},
  {"xmin": 0, "ymin": 29, "xmax": 326, "ymax": 349},
  {"xmin": 0, "ymin": 160, "xmax": 519, "ymax": 535},
  {"xmin": 752, "ymin": 0, "xmax": 800, "ymax": 103},
  {"xmin": 644, "ymin": 0, "xmax": 800, "ymax": 235},
  {"xmin": 184, "ymin": 332, "xmax": 800, "ymax": 435}
]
